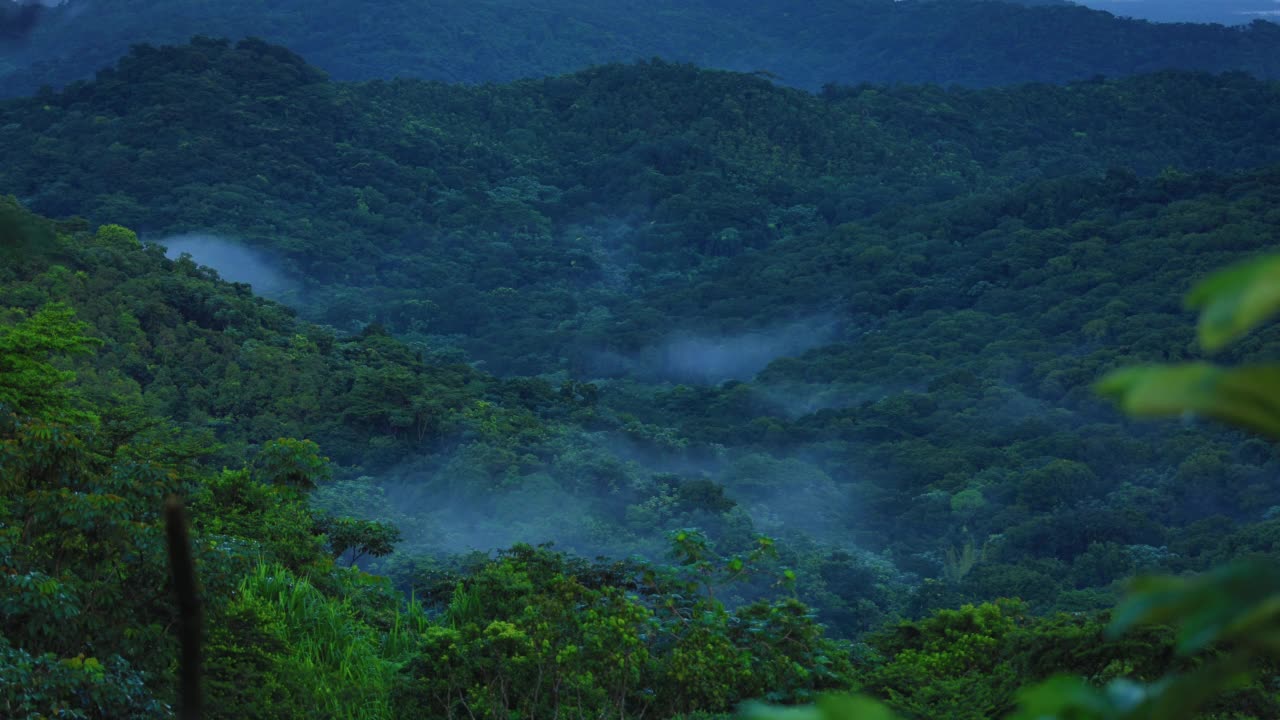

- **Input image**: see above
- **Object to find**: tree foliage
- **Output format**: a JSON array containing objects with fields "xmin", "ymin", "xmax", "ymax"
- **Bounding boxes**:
[
  {"xmin": 5, "ymin": 0, "xmax": 1280, "ymax": 97},
  {"xmin": 8, "ymin": 27, "xmax": 1280, "ymax": 719},
  {"xmin": 753, "ymin": 234, "xmax": 1280, "ymax": 720}
]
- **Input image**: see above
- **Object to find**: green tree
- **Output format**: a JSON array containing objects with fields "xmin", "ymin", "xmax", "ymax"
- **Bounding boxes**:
[
  {"xmin": 316, "ymin": 516, "xmax": 402, "ymax": 566},
  {"xmin": 251, "ymin": 437, "xmax": 331, "ymax": 489},
  {"xmin": 0, "ymin": 303, "xmax": 99, "ymax": 421}
]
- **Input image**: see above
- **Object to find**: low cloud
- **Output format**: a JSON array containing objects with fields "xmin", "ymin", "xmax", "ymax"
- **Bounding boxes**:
[
  {"xmin": 158, "ymin": 233, "xmax": 296, "ymax": 299},
  {"xmin": 589, "ymin": 317, "xmax": 841, "ymax": 385}
]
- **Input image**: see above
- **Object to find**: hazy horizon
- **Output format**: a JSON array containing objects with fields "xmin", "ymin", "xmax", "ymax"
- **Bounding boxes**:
[{"xmin": 1072, "ymin": 0, "xmax": 1280, "ymax": 24}]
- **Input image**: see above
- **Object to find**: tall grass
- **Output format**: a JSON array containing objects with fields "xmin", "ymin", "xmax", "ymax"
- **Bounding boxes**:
[{"xmin": 239, "ymin": 563, "xmax": 427, "ymax": 720}]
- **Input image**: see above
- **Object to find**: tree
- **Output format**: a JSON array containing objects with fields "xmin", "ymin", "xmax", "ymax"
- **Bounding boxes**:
[
  {"xmin": 315, "ymin": 516, "xmax": 402, "ymax": 567},
  {"xmin": 250, "ymin": 437, "xmax": 330, "ymax": 489},
  {"xmin": 0, "ymin": 303, "xmax": 99, "ymax": 421}
]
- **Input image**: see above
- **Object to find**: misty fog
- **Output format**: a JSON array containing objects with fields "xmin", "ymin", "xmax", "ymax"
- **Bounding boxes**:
[
  {"xmin": 158, "ymin": 233, "xmax": 296, "ymax": 299},
  {"xmin": 1075, "ymin": 0, "xmax": 1278, "ymax": 24},
  {"xmin": 587, "ymin": 318, "xmax": 842, "ymax": 384}
]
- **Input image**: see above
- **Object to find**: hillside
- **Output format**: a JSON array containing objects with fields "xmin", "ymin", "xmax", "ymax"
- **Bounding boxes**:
[
  {"xmin": 3, "ymin": 202, "xmax": 884, "ymax": 719},
  {"xmin": 4, "ymin": 0, "xmax": 1280, "ymax": 98},
  {"xmin": 5, "ymin": 35, "xmax": 1280, "ymax": 616},
  {"xmin": 4, "ymin": 39, "xmax": 1280, "ymax": 376},
  {"xmin": 8, "ymin": 173, "xmax": 1280, "ymax": 717},
  {"xmin": 9, "ymin": 36, "xmax": 1280, "ymax": 719}
]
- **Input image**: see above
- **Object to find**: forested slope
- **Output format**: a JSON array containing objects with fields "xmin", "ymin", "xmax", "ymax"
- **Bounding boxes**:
[
  {"xmin": 4, "ymin": 39, "xmax": 1280, "ymax": 375},
  {"xmin": 14, "ymin": 196, "xmax": 1229, "ymax": 720},
  {"xmin": 9, "ymin": 181, "xmax": 1280, "ymax": 718},
  {"xmin": 4, "ymin": 0, "xmax": 1280, "ymax": 97},
  {"xmin": 1, "ymin": 199, "xmax": 878, "ymax": 718},
  {"xmin": 9, "ymin": 35, "xmax": 1280, "ymax": 718},
  {"xmin": 5, "ymin": 36, "xmax": 1280, "ymax": 628}
]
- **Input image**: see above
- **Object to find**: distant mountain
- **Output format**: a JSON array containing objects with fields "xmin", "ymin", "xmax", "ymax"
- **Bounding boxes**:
[
  {"xmin": 1075, "ymin": 0, "xmax": 1280, "ymax": 26},
  {"xmin": 3, "ymin": 0, "xmax": 1280, "ymax": 96},
  {"xmin": 5, "ymin": 38, "xmax": 1280, "ymax": 374},
  {"xmin": 11, "ymin": 37, "xmax": 1280, "ymax": 672}
]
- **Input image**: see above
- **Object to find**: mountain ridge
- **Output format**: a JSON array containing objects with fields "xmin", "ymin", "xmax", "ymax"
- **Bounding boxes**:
[
  {"xmin": 4, "ymin": 0, "xmax": 1280, "ymax": 98},
  {"xmin": 5, "ymin": 38, "xmax": 1280, "ymax": 374}
]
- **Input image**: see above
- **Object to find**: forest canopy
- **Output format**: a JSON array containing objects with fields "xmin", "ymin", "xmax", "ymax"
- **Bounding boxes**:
[
  {"xmin": 5, "ymin": 25, "xmax": 1280, "ymax": 720},
  {"xmin": 3, "ymin": 0, "xmax": 1280, "ymax": 97}
]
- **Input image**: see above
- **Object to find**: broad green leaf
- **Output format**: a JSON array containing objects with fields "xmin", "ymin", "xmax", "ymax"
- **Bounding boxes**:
[
  {"xmin": 1009, "ymin": 675, "xmax": 1113, "ymax": 719},
  {"xmin": 1186, "ymin": 253, "xmax": 1280, "ymax": 351},
  {"xmin": 1010, "ymin": 676, "xmax": 1176, "ymax": 720},
  {"xmin": 1095, "ymin": 363, "xmax": 1280, "ymax": 439},
  {"xmin": 1146, "ymin": 656, "xmax": 1252, "ymax": 720},
  {"xmin": 1109, "ymin": 561, "xmax": 1280, "ymax": 654}
]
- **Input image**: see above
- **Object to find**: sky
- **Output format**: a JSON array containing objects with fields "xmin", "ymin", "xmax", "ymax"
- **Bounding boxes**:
[{"xmin": 1071, "ymin": 0, "xmax": 1280, "ymax": 25}]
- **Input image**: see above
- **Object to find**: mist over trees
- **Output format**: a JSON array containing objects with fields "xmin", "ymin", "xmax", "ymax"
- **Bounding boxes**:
[{"xmin": 5, "ymin": 5, "xmax": 1280, "ymax": 718}]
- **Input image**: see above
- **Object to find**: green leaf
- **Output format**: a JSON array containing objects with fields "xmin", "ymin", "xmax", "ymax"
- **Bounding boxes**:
[
  {"xmin": 1009, "ymin": 675, "xmax": 1119, "ymax": 719},
  {"xmin": 1186, "ymin": 253, "xmax": 1280, "ymax": 351},
  {"xmin": 1108, "ymin": 561, "xmax": 1280, "ymax": 654},
  {"xmin": 1147, "ymin": 656, "xmax": 1252, "ymax": 720},
  {"xmin": 1095, "ymin": 363, "xmax": 1280, "ymax": 439}
]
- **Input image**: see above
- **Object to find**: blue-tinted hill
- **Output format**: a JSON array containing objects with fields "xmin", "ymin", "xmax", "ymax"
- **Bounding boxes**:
[{"xmin": 3, "ymin": 0, "xmax": 1280, "ymax": 96}]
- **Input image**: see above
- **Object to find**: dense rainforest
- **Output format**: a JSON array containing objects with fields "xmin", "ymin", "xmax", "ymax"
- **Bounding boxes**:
[
  {"xmin": 6, "ymin": 19, "xmax": 1280, "ymax": 720},
  {"xmin": 4, "ymin": 0, "xmax": 1280, "ymax": 98},
  {"xmin": 6, "ymin": 38, "xmax": 1280, "ymax": 377}
]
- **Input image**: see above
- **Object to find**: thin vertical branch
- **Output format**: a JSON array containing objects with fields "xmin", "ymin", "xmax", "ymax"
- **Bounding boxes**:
[{"xmin": 165, "ymin": 495, "xmax": 203, "ymax": 720}]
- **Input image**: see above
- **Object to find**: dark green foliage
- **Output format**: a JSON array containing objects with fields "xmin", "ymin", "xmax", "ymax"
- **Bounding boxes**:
[
  {"xmin": 0, "ymin": 281, "xmax": 427, "ymax": 718},
  {"xmin": 189, "ymin": 469, "xmax": 324, "ymax": 571},
  {"xmin": 856, "ymin": 600, "xmax": 1182, "ymax": 719},
  {"xmin": 251, "ymin": 438, "xmax": 330, "ymax": 489},
  {"xmin": 0, "ymin": 302, "xmax": 99, "ymax": 420},
  {"xmin": 5, "ymin": 0, "xmax": 1280, "ymax": 98},
  {"xmin": 4, "ymin": 42, "xmax": 1280, "ymax": 376},
  {"xmin": 0, "ymin": 224, "xmax": 859, "ymax": 717},
  {"xmin": 10, "ymin": 25, "xmax": 1280, "ymax": 719},
  {"xmin": 13, "ymin": 117, "xmax": 1279, "ymax": 642},
  {"xmin": 0, "ymin": 311, "xmax": 192, "ymax": 715},
  {"xmin": 0, "ymin": 197, "xmax": 497, "ymax": 469},
  {"xmin": 754, "ymin": 205, "xmax": 1280, "ymax": 720},
  {"xmin": 7, "ymin": 51, "xmax": 1280, "ymax": 660},
  {"xmin": 0, "ymin": 637, "xmax": 166, "ymax": 720},
  {"xmin": 391, "ymin": 544, "xmax": 852, "ymax": 719},
  {"xmin": 316, "ymin": 516, "xmax": 403, "ymax": 566}
]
